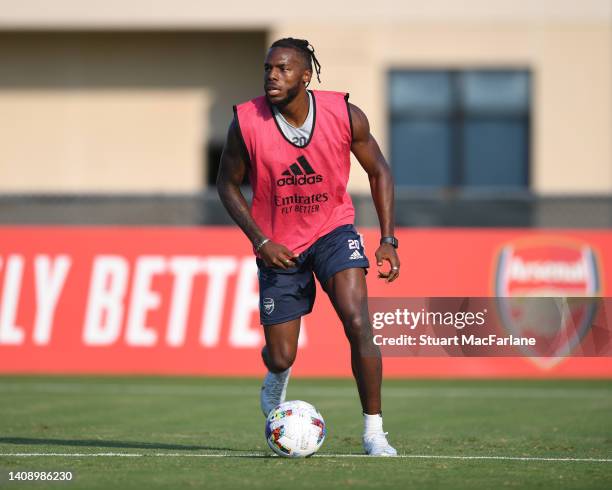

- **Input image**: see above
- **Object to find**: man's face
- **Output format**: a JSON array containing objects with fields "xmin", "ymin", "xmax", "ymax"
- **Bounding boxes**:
[{"xmin": 264, "ymin": 47, "xmax": 311, "ymax": 106}]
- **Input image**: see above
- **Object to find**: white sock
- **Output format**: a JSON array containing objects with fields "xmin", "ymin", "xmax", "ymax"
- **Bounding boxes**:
[
  {"xmin": 363, "ymin": 413, "xmax": 383, "ymax": 435},
  {"xmin": 269, "ymin": 367, "xmax": 290, "ymax": 378}
]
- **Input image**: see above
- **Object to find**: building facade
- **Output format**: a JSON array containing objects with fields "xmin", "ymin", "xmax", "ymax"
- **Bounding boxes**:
[{"xmin": 0, "ymin": 0, "xmax": 610, "ymax": 194}]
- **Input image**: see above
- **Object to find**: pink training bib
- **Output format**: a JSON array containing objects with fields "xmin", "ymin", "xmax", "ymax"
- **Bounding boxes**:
[{"xmin": 234, "ymin": 90, "xmax": 355, "ymax": 255}]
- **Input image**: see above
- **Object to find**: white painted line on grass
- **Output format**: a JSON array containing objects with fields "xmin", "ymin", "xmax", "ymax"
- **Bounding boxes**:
[
  {"xmin": 0, "ymin": 453, "xmax": 142, "ymax": 457},
  {"xmin": 1, "ymin": 452, "xmax": 611, "ymax": 463},
  {"xmin": 0, "ymin": 383, "xmax": 611, "ymax": 400}
]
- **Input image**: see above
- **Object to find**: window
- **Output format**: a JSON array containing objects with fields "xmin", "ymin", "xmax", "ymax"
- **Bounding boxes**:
[{"xmin": 389, "ymin": 70, "xmax": 530, "ymax": 189}]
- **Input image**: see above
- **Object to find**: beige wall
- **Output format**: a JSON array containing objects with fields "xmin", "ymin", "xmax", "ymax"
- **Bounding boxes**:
[
  {"xmin": 0, "ymin": 32, "xmax": 265, "ymax": 192},
  {"xmin": 0, "ymin": 0, "xmax": 610, "ymax": 195},
  {"xmin": 270, "ymin": 23, "xmax": 612, "ymax": 194},
  {"xmin": 0, "ymin": 0, "xmax": 610, "ymax": 27}
]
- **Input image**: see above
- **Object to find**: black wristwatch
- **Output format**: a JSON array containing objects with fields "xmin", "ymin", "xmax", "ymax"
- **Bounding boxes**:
[{"xmin": 380, "ymin": 236, "xmax": 399, "ymax": 249}]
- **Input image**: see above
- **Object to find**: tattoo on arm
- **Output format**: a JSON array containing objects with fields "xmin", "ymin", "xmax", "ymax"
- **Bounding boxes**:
[{"xmin": 216, "ymin": 119, "xmax": 266, "ymax": 245}]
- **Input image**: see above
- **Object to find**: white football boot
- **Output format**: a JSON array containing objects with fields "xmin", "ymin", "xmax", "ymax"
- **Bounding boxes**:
[
  {"xmin": 363, "ymin": 431, "xmax": 398, "ymax": 457},
  {"xmin": 260, "ymin": 368, "xmax": 291, "ymax": 417}
]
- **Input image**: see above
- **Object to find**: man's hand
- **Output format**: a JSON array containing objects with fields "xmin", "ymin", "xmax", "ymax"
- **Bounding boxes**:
[
  {"xmin": 375, "ymin": 243, "xmax": 400, "ymax": 283},
  {"xmin": 259, "ymin": 241, "xmax": 298, "ymax": 269}
]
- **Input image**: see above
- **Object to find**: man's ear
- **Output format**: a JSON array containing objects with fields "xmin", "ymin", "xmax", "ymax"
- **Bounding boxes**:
[{"xmin": 303, "ymin": 69, "xmax": 312, "ymax": 87}]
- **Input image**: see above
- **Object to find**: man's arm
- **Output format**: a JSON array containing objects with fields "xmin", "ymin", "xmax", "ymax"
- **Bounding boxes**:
[
  {"xmin": 216, "ymin": 119, "xmax": 297, "ymax": 269},
  {"xmin": 216, "ymin": 119, "xmax": 265, "ymax": 246},
  {"xmin": 349, "ymin": 103, "xmax": 400, "ymax": 282}
]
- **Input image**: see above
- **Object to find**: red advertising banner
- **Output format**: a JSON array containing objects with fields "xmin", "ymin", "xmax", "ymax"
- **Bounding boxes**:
[{"xmin": 0, "ymin": 227, "xmax": 610, "ymax": 378}]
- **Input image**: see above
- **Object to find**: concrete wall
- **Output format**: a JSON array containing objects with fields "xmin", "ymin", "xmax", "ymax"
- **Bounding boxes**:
[
  {"xmin": 0, "ymin": 0, "xmax": 610, "ymax": 27},
  {"xmin": 0, "ymin": 0, "xmax": 610, "ymax": 194},
  {"xmin": 0, "ymin": 31, "xmax": 265, "ymax": 192}
]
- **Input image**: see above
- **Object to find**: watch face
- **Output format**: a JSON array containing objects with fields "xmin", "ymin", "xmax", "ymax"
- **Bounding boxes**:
[{"xmin": 381, "ymin": 237, "xmax": 398, "ymax": 248}]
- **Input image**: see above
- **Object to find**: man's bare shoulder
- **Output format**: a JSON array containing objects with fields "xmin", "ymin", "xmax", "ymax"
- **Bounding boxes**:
[{"xmin": 348, "ymin": 102, "xmax": 370, "ymax": 142}]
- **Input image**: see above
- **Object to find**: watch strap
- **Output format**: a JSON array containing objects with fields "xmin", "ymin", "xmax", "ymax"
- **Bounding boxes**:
[{"xmin": 380, "ymin": 236, "xmax": 398, "ymax": 248}]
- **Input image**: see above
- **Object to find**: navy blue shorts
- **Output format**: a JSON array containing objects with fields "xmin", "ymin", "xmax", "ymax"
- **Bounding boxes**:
[{"xmin": 256, "ymin": 224, "xmax": 370, "ymax": 326}]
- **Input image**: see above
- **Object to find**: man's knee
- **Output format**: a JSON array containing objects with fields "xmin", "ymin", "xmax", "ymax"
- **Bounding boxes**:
[
  {"xmin": 342, "ymin": 313, "xmax": 372, "ymax": 344},
  {"xmin": 262, "ymin": 344, "xmax": 296, "ymax": 372}
]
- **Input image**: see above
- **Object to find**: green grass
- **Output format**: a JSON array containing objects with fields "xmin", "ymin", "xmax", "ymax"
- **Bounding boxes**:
[{"xmin": 0, "ymin": 376, "xmax": 611, "ymax": 489}]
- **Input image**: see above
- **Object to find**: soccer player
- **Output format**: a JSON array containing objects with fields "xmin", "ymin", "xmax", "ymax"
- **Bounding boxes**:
[{"xmin": 217, "ymin": 37, "xmax": 400, "ymax": 456}]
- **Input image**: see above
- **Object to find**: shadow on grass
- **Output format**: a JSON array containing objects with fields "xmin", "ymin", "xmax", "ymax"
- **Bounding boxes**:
[{"xmin": 0, "ymin": 437, "xmax": 251, "ymax": 452}]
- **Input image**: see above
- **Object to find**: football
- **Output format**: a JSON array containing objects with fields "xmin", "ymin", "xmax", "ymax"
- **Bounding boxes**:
[{"xmin": 265, "ymin": 400, "xmax": 327, "ymax": 458}]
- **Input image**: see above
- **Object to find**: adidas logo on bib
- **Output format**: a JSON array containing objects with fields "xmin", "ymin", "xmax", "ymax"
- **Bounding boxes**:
[{"xmin": 276, "ymin": 156, "xmax": 323, "ymax": 186}]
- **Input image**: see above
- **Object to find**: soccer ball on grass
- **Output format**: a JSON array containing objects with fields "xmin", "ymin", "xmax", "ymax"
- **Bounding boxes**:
[{"xmin": 265, "ymin": 400, "xmax": 326, "ymax": 458}]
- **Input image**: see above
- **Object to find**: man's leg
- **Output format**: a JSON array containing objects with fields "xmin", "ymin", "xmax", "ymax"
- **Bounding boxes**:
[
  {"xmin": 262, "ymin": 318, "xmax": 301, "ymax": 373},
  {"xmin": 260, "ymin": 318, "xmax": 301, "ymax": 416},
  {"xmin": 323, "ymin": 268, "xmax": 381, "ymax": 413},
  {"xmin": 256, "ymin": 249, "xmax": 315, "ymax": 416},
  {"xmin": 323, "ymin": 267, "xmax": 396, "ymax": 456}
]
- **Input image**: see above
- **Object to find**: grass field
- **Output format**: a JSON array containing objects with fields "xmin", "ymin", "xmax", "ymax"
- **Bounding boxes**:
[{"xmin": 0, "ymin": 376, "xmax": 611, "ymax": 489}]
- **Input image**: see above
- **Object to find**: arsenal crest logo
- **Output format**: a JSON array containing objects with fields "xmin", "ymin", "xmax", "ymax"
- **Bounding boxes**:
[
  {"xmin": 494, "ymin": 237, "xmax": 602, "ymax": 368},
  {"xmin": 263, "ymin": 297, "xmax": 275, "ymax": 316}
]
